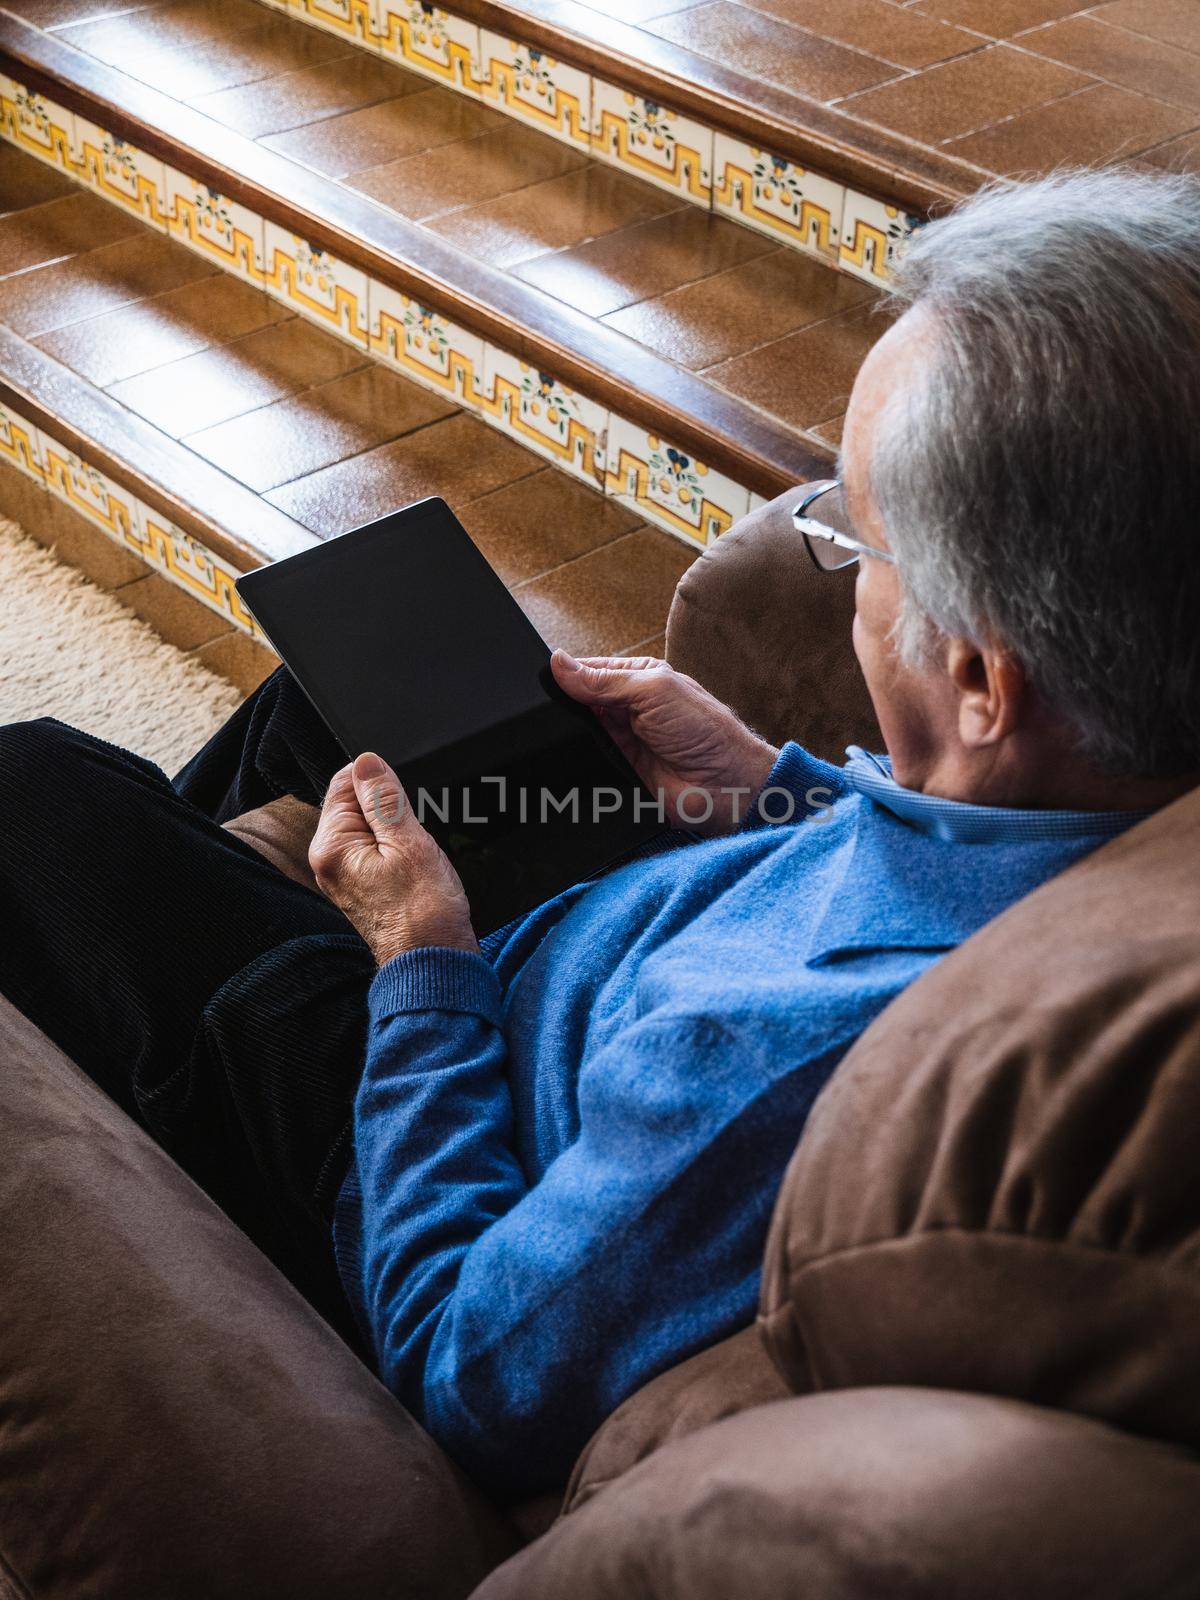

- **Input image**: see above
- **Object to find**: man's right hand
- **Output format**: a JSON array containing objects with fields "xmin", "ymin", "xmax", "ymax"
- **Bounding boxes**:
[{"xmin": 550, "ymin": 650, "xmax": 779, "ymax": 835}]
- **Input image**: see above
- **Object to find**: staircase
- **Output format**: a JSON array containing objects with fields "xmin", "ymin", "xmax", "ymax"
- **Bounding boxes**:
[{"xmin": 4, "ymin": 0, "xmax": 1189, "ymax": 682}]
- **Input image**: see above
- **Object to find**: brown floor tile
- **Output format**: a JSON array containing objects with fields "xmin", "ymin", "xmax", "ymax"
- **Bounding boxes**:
[
  {"xmin": 1091, "ymin": 0, "xmax": 1200, "ymax": 55},
  {"xmin": 263, "ymin": 87, "xmax": 504, "ymax": 179},
  {"xmin": 947, "ymin": 80, "xmax": 1197, "ymax": 171},
  {"xmin": 706, "ymin": 299, "xmax": 885, "ymax": 429},
  {"xmin": 108, "ymin": 317, "xmax": 368, "ymax": 436},
  {"xmin": 56, "ymin": 0, "xmax": 266, "ymax": 59},
  {"xmin": 620, "ymin": 632, "xmax": 667, "ymax": 659},
  {"xmin": 0, "ymin": 191, "xmax": 142, "ymax": 280},
  {"xmin": 603, "ymin": 248, "xmax": 876, "ymax": 370},
  {"xmin": 194, "ymin": 51, "xmax": 412, "ymax": 139},
  {"xmin": 97, "ymin": 14, "xmax": 350, "ymax": 100},
  {"xmin": 811, "ymin": 414, "xmax": 845, "ymax": 451},
  {"xmin": 428, "ymin": 164, "xmax": 685, "ymax": 270},
  {"xmin": 0, "ymin": 234, "xmax": 218, "ymax": 337},
  {"xmin": 456, "ymin": 468, "xmax": 644, "ymax": 585},
  {"xmin": 589, "ymin": 0, "xmax": 706, "ymax": 20},
  {"xmin": 1021, "ymin": 16, "xmax": 1200, "ymax": 112},
  {"xmin": 35, "ymin": 276, "xmax": 292, "ymax": 387},
  {"xmin": 30, "ymin": 494, "xmax": 148, "ymax": 589},
  {"xmin": 184, "ymin": 363, "xmax": 458, "ymax": 490},
  {"xmin": 114, "ymin": 569, "xmax": 233, "ymax": 648},
  {"xmin": 739, "ymin": 0, "xmax": 979, "ymax": 69},
  {"xmin": 512, "ymin": 206, "xmax": 774, "ymax": 317},
  {"xmin": 194, "ymin": 630, "xmax": 280, "ymax": 695},
  {"xmin": 645, "ymin": 2, "xmax": 901, "ymax": 100},
  {"xmin": 7, "ymin": 0, "xmax": 157, "ymax": 24},
  {"xmin": 837, "ymin": 40, "xmax": 1090, "ymax": 140},
  {"xmin": 911, "ymin": 0, "xmax": 1085, "ymax": 38},
  {"xmin": 513, "ymin": 526, "xmax": 695, "ymax": 655},
  {"xmin": 0, "ymin": 145, "xmax": 77, "ymax": 217},
  {"xmin": 1137, "ymin": 126, "xmax": 1200, "ymax": 170},
  {"xmin": 348, "ymin": 123, "xmax": 589, "ymax": 220},
  {"xmin": 265, "ymin": 413, "xmax": 538, "ymax": 535}
]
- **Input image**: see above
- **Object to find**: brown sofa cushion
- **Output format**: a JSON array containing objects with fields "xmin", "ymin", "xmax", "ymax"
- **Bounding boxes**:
[
  {"xmin": 666, "ymin": 487, "xmax": 881, "ymax": 759},
  {"xmin": 562, "ymin": 1326, "xmax": 791, "ymax": 1514},
  {"xmin": 474, "ymin": 1388, "xmax": 1200, "ymax": 1599},
  {"xmin": 760, "ymin": 782, "xmax": 1200, "ymax": 1455},
  {"xmin": 0, "ymin": 995, "xmax": 515, "ymax": 1600}
]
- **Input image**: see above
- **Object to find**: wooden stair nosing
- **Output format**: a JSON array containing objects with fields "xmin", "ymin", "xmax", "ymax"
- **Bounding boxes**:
[
  {"xmin": 446, "ymin": 0, "xmax": 982, "ymax": 212},
  {"xmin": 0, "ymin": 326, "xmax": 317, "ymax": 573},
  {"xmin": 0, "ymin": 13, "xmax": 835, "ymax": 500}
]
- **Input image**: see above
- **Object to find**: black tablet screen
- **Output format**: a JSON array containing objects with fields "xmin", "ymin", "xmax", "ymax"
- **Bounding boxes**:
[{"xmin": 236, "ymin": 497, "xmax": 669, "ymax": 932}]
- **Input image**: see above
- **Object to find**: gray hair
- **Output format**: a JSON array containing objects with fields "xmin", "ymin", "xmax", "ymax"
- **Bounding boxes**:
[{"xmin": 872, "ymin": 167, "xmax": 1200, "ymax": 779}]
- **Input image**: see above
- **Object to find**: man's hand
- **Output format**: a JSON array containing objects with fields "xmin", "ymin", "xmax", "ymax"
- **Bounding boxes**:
[
  {"xmin": 309, "ymin": 752, "xmax": 478, "ymax": 967},
  {"xmin": 551, "ymin": 650, "xmax": 779, "ymax": 835}
]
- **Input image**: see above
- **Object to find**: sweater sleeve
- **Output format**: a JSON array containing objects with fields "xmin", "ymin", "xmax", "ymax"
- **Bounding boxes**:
[
  {"xmin": 742, "ymin": 740, "xmax": 850, "ymax": 830},
  {"xmin": 341, "ymin": 947, "xmax": 837, "ymax": 1502}
]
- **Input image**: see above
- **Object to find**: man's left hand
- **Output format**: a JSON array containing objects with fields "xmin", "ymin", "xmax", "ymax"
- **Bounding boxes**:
[{"xmin": 309, "ymin": 752, "xmax": 478, "ymax": 967}]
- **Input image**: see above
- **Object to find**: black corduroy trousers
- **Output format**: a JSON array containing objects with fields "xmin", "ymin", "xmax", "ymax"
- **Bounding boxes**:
[{"xmin": 0, "ymin": 668, "xmax": 374, "ymax": 1344}]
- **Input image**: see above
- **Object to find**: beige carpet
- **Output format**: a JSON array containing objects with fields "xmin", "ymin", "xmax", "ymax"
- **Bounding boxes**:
[{"xmin": 0, "ymin": 515, "xmax": 242, "ymax": 774}]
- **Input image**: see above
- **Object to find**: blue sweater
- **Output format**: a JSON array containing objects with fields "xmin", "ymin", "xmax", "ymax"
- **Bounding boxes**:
[{"xmin": 333, "ymin": 743, "xmax": 1144, "ymax": 1499}]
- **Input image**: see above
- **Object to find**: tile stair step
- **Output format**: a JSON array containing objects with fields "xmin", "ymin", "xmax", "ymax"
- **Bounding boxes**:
[
  {"xmin": 0, "ymin": 10, "xmax": 844, "ymax": 570},
  {"xmin": 0, "ymin": 160, "xmax": 695, "ymax": 662}
]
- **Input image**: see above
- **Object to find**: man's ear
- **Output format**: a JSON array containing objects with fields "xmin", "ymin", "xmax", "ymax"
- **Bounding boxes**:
[{"xmin": 946, "ymin": 638, "xmax": 1026, "ymax": 749}]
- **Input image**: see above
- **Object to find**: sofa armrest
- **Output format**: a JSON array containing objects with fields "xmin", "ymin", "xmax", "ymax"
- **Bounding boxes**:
[
  {"xmin": 474, "ymin": 1389, "xmax": 1200, "ymax": 1600},
  {"xmin": 666, "ymin": 488, "xmax": 881, "ymax": 760},
  {"xmin": 0, "ymin": 995, "xmax": 516, "ymax": 1600}
]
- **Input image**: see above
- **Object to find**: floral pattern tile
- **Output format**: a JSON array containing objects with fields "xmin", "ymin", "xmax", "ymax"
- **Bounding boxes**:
[
  {"xmin": 478, "ymin": 32, "xmax": 590, "ymax": 150},
  {"xmin": 0, "ymin": 399, "xmax": 45, "ymax": 484},
  {"xmin": 1, "ymin": 78, "xmax": 75, "ymax": 173},
  {"xmin": 479, "ymin": 347, "xmax": 607, "ymax": 487},
  {"xmin": 373, "ymin": 0, "xmax": 482, "ymax": 93},
  {"xmin": 132, "ymin": 498, "xmax": 261, "ymax": 637},
  {"xmin": 605, "ymin": 415, "xmax": 748, "ymax": 546},
  {"xmin": 38, "ymin": 429, "xmax": 140, "ymax": 547},
  {"xmin": 295, "ymin": 0, "xmax": 376, "ymax": 47},
  {"xmin": 368, "ymin": 278, "xmax": 485, "ymax": 407},
  {"xmin": 165, "ymin": 166, "xmax": 265, "ymax": 282},
  {"xmin": 590, "ymin": 80, "xmax": 712, "ymax": 208},
  {"xmin": 839, "ymin": 188, "xmax": 922, "ymax": 286},
  {"xmin": 263, "ymin": 221, "xmax": 369, "ymax": 346},
  {"xmin": 713, "ymin": 134, "xmax": 844, "ymax": 262},
  {"xmin": 72, "ymin": 116, "xmax": 167, "ymax": 229}
]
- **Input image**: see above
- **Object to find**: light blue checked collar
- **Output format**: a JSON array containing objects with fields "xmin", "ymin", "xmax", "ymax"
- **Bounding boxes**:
[{"xmin": 842, "ymin": 747, "xmax": 1152, "ymax": 845}]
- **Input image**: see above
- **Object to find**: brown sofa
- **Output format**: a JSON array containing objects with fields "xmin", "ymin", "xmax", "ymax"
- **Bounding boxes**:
[{"xmin": 4, "ymin": 492, "xmax": 1200, "ymax": 1599}]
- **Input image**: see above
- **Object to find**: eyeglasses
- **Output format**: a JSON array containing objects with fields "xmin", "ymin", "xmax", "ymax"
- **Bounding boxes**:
[{"xmin": 792, "ymin": 479, "xmax": 895, "ymax": 572}]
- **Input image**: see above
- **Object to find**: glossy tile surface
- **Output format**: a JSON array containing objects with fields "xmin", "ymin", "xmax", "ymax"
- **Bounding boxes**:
[
  {"xmin": 645, "ymin": 1, "xmax": 901, "ymax": 99},
  {"xmin": 107, "ymin": 316, "xmax": 368, "ymax": 435},
  {"xmin": 513, "ymin": 525, "xmax": 695, "ymax": 655},
  {"xmin": 511, "ymin": 206, "xmax": 772, "ymax": 317},
  {"xmin": 0, "ymin": 233, "xmax": 217, "ymax": 335},
  {"xmin": 947, "ymin": 78, "xmax": 1196, "ymax": 171},
  {"xmin": 456, "ymin": 467, "xmax": 643, "ymax": 586},
  {"xmin": 428, "ymin": 162, "xmax": 683, "ymax": 269},
  {"xmin": 184, "ymin": 361, "xmax": 456, "ymax": 489},
  {"xmin": 33, "ymin": 275, "xmax": 291, "ymax": 386},
  {"xmin": 602, "ymin": 247, "xmax": 876, "ymax": 369},
  {"xmin": 706, "ymin": 300, "xmax": 886, "ymax": 430},
  {"xmin": 265, "ymin": 412, "xmax": 538, "ymax": 534}
]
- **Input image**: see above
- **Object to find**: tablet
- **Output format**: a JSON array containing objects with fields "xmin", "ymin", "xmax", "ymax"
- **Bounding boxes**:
[{"xmin": 235, "ymin": 497, "xmax": 669, "ymax": 932}]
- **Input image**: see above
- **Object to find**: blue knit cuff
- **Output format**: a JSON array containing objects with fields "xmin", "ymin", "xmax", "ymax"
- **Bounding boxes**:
[
  {"xmin": 742, "ymin": 741, "xmax": 849, "ymax": 831},
  {"xmin": 369, "ymin": 946, "xmax": 503, "ymax": 1025}
]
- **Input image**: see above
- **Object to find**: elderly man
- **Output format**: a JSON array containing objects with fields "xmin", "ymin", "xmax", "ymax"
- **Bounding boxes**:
[{"xmin": 1, "ymin": 169, "xmax": 1197, "ymax": 1502}]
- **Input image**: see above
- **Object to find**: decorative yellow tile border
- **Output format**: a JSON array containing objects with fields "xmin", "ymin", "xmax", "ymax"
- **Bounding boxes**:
[
  {"xmin": 606, "ymin": 416, "xmax": 748, "ymax": 546},
  {"xmin": 0, "ymin": 394, "xmax": 262, "ymax": 637},
  {"xmin": 250, "ymin": 0, "xmax": 921, "ymax": 277},
  {"xmin": 0, "ymin": 70, "xmax": 786, "ymax": 555}
]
